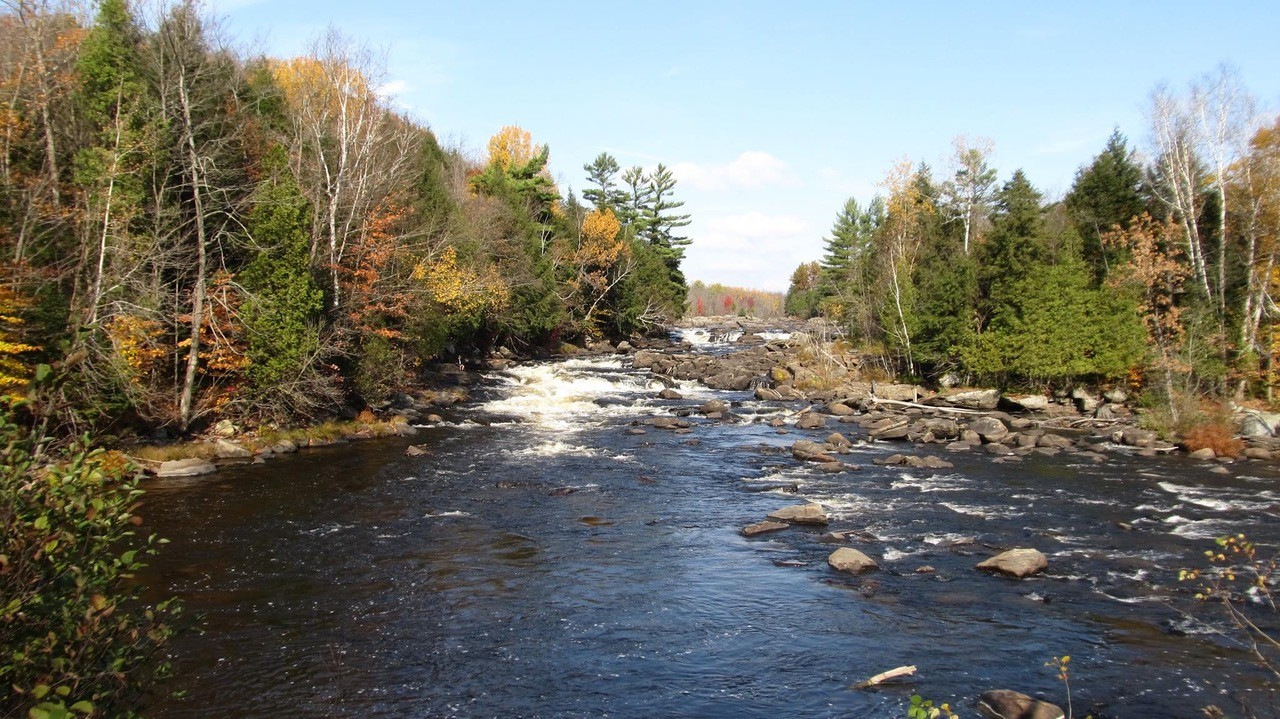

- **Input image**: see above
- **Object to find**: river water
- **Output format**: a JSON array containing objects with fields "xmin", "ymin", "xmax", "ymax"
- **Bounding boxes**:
[{"xmin": 141, "ymin": 340, "xmax": 1280, "ymax": 718}]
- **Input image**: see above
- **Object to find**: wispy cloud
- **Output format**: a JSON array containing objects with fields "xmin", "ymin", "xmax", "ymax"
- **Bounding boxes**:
[{"xmin": 672, "ymin": 151, "xmax": 794, "ymax": 191}]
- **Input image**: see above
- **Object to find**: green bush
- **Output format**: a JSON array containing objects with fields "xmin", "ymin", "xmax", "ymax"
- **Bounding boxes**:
[{"xmin": 1, "ymin": 413, "xmax": 178, "ymax": 718}]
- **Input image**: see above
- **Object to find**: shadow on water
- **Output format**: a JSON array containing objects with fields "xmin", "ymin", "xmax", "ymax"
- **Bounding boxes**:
[{"xmin": 140, "ymin": 355, "xmax": 1280, "ymax": 718}]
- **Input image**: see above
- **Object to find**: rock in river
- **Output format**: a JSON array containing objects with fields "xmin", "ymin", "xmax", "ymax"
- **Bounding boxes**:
[
  {"xmin": 741, "ymin": 520, "xmax": 789, "ymax": 537},
  {"xmin": 827, "ymin": 547, "xmax": 878, "ymax": 574},
  {"xmin": 156, "ymin": 458, "xmax": 216, "ymax": 477},
  {"xmin": 766, "ymin": 502, "xmax": 829, "ymax": 525},
  {"xmin": 976, "ymin": 548, "xmax": 1048, "ymax": 578},
  {"xmin": 976, "ymin": 690, "xmax": 1064, "ymax": 719}
]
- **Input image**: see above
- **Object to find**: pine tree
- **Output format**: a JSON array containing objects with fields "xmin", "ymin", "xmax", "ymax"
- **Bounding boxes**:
[
  {"xmin": 1065, "ymin": 129, "xmax": 1147, "ymax": 281},
  {"xmin": 981, "ymin": 169, "xmax": 1046, "ymax": 305},
  {"xmin": 582, "ymin": 152, "xmax": 624, "ymax": 210},
  {"xmin": 819, "ymin": 197, "xmax": 863, "ymax": 287}
]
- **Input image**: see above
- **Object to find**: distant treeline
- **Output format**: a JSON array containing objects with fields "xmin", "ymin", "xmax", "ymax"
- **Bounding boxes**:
[
  {"xmin": 0, "ymin": 0, "xmax": 691, "ymax": 435},
  {"xmin": 788, "ymin": 68, "xmax": 1280, "ymax": 415},
  {"xmin": 687, "ymin": 281, "xmax": 785, "ymax": 318}
]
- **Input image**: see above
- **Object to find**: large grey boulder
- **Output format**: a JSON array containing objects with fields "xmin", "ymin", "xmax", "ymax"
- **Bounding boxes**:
[
  {"xmin": 213, "ymin": 440, "xmax": 252, "ymax": 459},
  {"xmin": 827, "ymin": 547, "xmax": 878, "ymax": 574},
  {"xmin": 767, "ymin": 503, "xmax": 829, "ymax": 525},
  {"xmin": 741, "ymin": 520, "xmax": 790, "ymax": 537},
  {"xmin": 796, "ymin": 412, "xmax": 828, "ymax": 430},
  {"xmin": 968, "ymin": 416, "xmax": 1009, "ymax": 443},
  {"xmin": 156, "ymin": 458, "xmax": 216, "ymax": 477},
  {"xmin": 976, "ymin": 690, "xmax": 1064, "ymax": 719},
  {"xmin": 976, "ymin": 548, "xmax": 1048, "ymax": 578},
  {"xmin": 632, "ymin": 350, "xmax": 663, "ymax": 369},
  {"xmin": 941, "ymin": 388, "xmax": 1001, "ymax": 410},
  {"xmin": 1005, "ymin": 394, "xmax": 1050, "ymax": 412}
]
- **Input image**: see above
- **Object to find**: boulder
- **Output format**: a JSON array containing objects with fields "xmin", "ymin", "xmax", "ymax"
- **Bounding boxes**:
[
  {"xmin": 875, "ymin": 383, "xmax": 924, "ymax": 402},
  {"xmin": 741, "ymin": 520, "xmax": 790, "ymax": 537},
  {"xmin": 1238, "ymin": 410, "xmax": 1280, "ymax": 438},
  {"xmin": 405, "ymin": 444, "xmax": 431, "ymax": 457},
  {"xmin": 769, "ymin": 366, "xmax": 793, "ymax": 384},
  {"xmin": 792, "ymin": 440, "xmax": 838, "ymax": 463},
  {"xmin": 1116, "ymin": 427, "xmax": 1157, "ymax": 447},
  {"xmin": 976, "ymin": 548, "xmax": 1048, "ymax": 578},
  {"xmin": 755, "ymin": 386, "xmax": 783, "ymax": 401},
  {"xmin": 827, "ymin": 401, "xmax": 856, "ymax": 416},
  {"xmin": 827, "ymin": 547, "xmax": 878, "ymax": 574},
  {"xmin": 976, "ymin": 690, "xmax": 1064, "ymax": 719},
  {"xmin": 156, "ymin": 458, "xmax": 216, "ymax": 478},
  {"xmin": 1103, "ymin": 388, "xmax": 1129, "ymax": 404},
  {"xmin": 1005, "ymin": 394, "xmax": 1050, "ymax": 412},
  {"xmin": 1036, "ymin": 433, "xmax": 1074, "ymax": 449},
  {"xmin": 826, "ymin": 432, "xmax": 853, "ymax": 449},
  {"xmin": 651, "ymin": 416, "xmax": 691, "ymax": 430},
  {"xmin": 657, "ymin": 388, "xmax": 683, "ymax": 400},
  {"xmin": 1244, "ymin": 447, "xmax": 1273, "ymax": 460},
  {"xmin": 632, "ymin": 350, "xmax": 663, "ymax": 369},
  {"xmin": 271, "ymin": 439, "xmax": 298, "ymax": 454},
  {"xmin": 871, "ymin": 421, "xmax": 910, "ymax": 441},
  {"xmin": 767, "ymin": 503, "xmax": 829, "ymax": 525},
  {"xmin": 1188, "ymin": 447, "xmax": 1217, "ymax": 460},
  {"xmin": 968, "ymin": 416, "xmax": 1009, "ymax": 443},
  {"xmin": 796, "ymin": 412, "xmax": 828, "ymax": 430},
  {"xmin": 616, "ymin": 341, "xmax": 633, "ymax": 352},
  {"xmin": 941, "ymin": 388, "xmax": 1001, "ymax": 410},
  {"xmin": 700, "ymin": 399, "xmax": 730, "ymax": 415},
  {"xmin": 212, "ymin": 419, "xmax": 238, "ymax": 438},
  {"xmin": 213, "ymin": 440, "xmax": 252, "ymax": 459}
]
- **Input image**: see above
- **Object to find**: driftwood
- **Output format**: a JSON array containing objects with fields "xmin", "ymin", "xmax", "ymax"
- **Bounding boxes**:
[
  {"xmin": 866, "ymin": 398, "xmax": 986, "ymax": 415},
  {"xmin": 851, "ymin": 664, "xmax": 917, "ymax": 690}
]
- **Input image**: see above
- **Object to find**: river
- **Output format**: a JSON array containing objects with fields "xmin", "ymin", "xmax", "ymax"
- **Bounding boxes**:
[{"xmin": 140, "ymin": 337, "xmax": 1280, "ymax": 718}]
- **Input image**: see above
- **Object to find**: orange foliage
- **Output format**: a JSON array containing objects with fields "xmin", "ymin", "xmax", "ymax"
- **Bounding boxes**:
[
  {"xmin": 341, "ymin": 198, "xmax": 414, "ymax": 337},
  {"xmin": 412, "ymin": 246, "xmax": 509, "ymax": 315},
  {"xmin": 1104, "ymin": 213, "xmax": 1190, "ymax": 371},
  {"xmin": 1181, "ymin": 404, "xmax": 1245, "ymax": 458}
]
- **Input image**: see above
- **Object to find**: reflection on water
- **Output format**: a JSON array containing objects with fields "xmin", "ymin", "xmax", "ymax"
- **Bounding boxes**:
[{"xmin": 142, "ymin": 357, "xmax": 1280, "ymax": 718}]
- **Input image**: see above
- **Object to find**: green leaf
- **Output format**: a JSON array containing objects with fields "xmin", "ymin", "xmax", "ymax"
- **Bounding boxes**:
[
  {"xmin": 33, "ymin": 684, "xmax": 51, "ymax": 699},
  {"xmin": 34, "ymin": 363, "xmax": 52, "ymax": 383},
  {"xmin": 33, "ymin": 515, "xmax": 49, "ymax": 531},
  {"xmin": 69, "ymin": 701, "xmax": 94, "ymax": 714}
]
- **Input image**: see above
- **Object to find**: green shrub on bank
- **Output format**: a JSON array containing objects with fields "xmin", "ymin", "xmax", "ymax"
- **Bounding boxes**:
[{"xmin": 1, "ymin": 413, "xmax": 179, "ymax": 718}]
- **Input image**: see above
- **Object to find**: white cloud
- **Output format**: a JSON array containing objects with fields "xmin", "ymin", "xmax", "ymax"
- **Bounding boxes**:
[
  {"xmin": 672, "ymin": 151, "xmax": 793, "ymax": 191},
  {"xmin": 376, "ymin": 79, "xmax": 409, "ymax": 99},
  {"xmin": 683, "ymin": 211, "xmax": 817, "ymax": 292}
]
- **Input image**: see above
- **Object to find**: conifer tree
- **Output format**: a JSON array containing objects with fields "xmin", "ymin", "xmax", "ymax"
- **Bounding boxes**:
[
  {"xmin": 582, "ymin": 152, "xmax": 623, "ymax": 210},
  {"xmin": 1065, "ymin": 129, "xmax": 1147, "ymax": 281}
]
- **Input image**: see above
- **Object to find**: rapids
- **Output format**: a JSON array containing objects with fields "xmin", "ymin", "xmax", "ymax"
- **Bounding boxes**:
[{"xmin": 141, "ymin": 345, "xmax": 1280, "ymax": 718}]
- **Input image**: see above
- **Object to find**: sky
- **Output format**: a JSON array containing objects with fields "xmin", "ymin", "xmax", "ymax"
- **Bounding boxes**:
[{"xmin": 208, "ymin": 1, "xmax": 1280, "ymax": 292}]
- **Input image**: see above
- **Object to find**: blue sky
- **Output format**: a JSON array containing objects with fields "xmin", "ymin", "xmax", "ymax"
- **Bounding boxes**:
[{"xmin": 211, "ymin": 1, "xmax": 1280, "ymax": 292}]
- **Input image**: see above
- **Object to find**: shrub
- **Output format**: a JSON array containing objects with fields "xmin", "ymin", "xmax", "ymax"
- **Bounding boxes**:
[
  {"xmin": 1, "ymin": 414, "xmax": 179, "ymax": 718},
  {"xmin": 1180, "ymin": 402, "xmax": 1245, "ymax": 458}
]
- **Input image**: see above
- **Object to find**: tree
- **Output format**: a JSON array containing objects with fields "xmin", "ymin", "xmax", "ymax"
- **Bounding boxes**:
[
  {"xmin": 980, "ymin": 169, "xmax": 1046, "ymax": 305},
  {"xmin": 582, "ymin": 152, "xmax": 623, "ymax": 211},
  {"xmin": 819, "ymin": 197, "xmax": 863, "ymax": 287},
  {"xmin": 1065, "ymin": 129, "xmax": 1146, "ymax": 281},
  {"xmin": 785, "ymin": 261, "xmax": 822, "ymax": 318},
  {"xmin": 939, "ymin": 136, "xmax": 997, "ymax": 255},
  {"xmin": 239, "ymin": 146, "xmax": 326, "ymax": 419}
]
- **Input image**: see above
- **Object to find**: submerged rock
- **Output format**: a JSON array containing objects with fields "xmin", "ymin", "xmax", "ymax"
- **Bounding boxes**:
[
  {"xmin": 976, "ymin": 548, "xmax": 1048, "ymax": 578},
  {"xmin": 741, "ymin": 520, "xmax": 790, "ymax": 537},
  {"xmin": 976, "ymin": 690, "xmax": 1064, "ymax": 719}
]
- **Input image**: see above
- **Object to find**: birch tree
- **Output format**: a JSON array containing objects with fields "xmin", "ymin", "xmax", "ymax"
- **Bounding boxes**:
[{"xmin": 939, "ymin": 135, "xmax": 996, "ymax": 255}]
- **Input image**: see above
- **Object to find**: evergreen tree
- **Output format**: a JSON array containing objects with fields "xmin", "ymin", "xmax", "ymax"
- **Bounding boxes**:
[
  {"xmin": 980, "ymin": 169, "xmax": 1046, "ymax": 306},
  {"xmin": 819, "ymin": 197, "xmax": 863, "ymax": 287},
  {"xmin": 618, "ymin": 165, "xmax": 652, "ymax": 234},
  {"xmin": 582, "ymin": 152, "xmax": 624, "ymax": 210},
  {"xmin": 239, "ymin": 146, "xmax": 325, "ymax": 412},
  {"xmin": 1065, "ymin": 129, "xmax": 1147, "ymax": 281}
]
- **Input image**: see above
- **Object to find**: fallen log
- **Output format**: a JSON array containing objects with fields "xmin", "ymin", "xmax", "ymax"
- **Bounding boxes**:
[{"xmin": 850, "ymin": 664, "xmax": 917, "ymax": 690}]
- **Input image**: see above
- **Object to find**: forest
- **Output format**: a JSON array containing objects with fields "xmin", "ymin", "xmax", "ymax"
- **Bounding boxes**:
[
  {"xmin": 0, "ymin": 0, "xmax": 691, "ymax": 438},
  {"xmin": 786, "ymin": 71, "xmax": 1280, "ymax": 424}
]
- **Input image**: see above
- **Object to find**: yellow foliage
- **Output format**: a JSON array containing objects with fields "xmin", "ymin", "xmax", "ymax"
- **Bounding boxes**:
[
  {"xmin": 105, "ymin": 314, "xmax": 167, "ymax": 382},
  {"xmin": 581, "ymin": 208, "xmax": 621, "ymax": 245},
  {"xmin": 486, "ymin": 125, "xmax": 535, "ymax": 171},
  {"xmin": 412, "ymin": 246, "xmax": 509, "ymax": 314},
  {"xmin": 271, "ymin": 56, "xmax": 373, "ymax": 117},
  {"xmin": 0, "ymin": 287, "xmax": 38, "ymax": 400}
]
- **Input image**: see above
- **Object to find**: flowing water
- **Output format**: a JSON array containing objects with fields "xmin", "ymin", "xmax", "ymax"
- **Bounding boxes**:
[{"xmin": 141, "ymin": 342, "xmax": 1280, "ymax": 718}]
